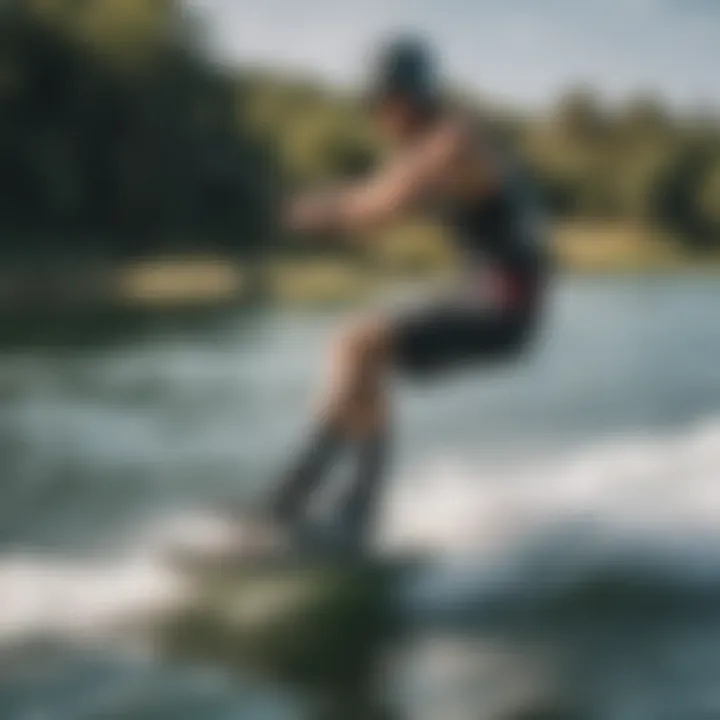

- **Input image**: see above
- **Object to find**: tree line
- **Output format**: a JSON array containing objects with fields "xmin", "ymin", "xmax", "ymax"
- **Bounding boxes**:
[
  {"xmin": 1, "ymin": 0, "xmax": 718, "ymax": 262},
  {"xmin": 0, "ymin": 0, "xmax": 277, "ymax": 261}
]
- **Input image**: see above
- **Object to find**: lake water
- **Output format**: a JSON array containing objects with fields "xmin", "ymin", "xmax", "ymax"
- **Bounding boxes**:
[{"xmin": 2, "ymin": 276, "xmax": 720, "ymax": 719}]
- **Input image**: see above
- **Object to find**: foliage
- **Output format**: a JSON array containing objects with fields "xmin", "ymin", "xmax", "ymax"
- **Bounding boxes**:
[
  {"xmin": 1, "ymin": 0, "xmax": 719, "ymax": 262},
  {"xmin": 0, "ymin": 0, "xmax": 277, "ymax": 260}
]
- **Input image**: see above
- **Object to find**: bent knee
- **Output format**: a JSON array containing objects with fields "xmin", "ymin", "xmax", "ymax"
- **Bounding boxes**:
[{"xmin": 330, "ymin": 318, "xmax": 391, "ymax": 368}]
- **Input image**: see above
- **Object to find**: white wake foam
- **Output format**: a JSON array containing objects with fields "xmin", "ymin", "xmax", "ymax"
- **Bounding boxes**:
[
  {"xmin": 0, "ymin": 554, "xmax": 182, "ymax": 645},
  {"xmin": 2, "ymin": 418, "xmax": 720, "ymax": 646},
  {"xmin": 381, "ymin": 418, "xmax": 720, "ymax": 557},
  {"xmin": 0, "ymin": 513, "xmax": 266, "ymax": 645}
]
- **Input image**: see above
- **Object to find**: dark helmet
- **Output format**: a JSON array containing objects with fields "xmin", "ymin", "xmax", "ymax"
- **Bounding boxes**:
[{"xmin": 365, "ymin": 34, "xmax": 440, "ymax": 109}]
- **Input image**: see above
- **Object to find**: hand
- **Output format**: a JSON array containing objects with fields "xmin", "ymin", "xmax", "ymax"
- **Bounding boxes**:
[{"xmin": 284, "ymin": 192, "xmax": 336, "ymax": 233}]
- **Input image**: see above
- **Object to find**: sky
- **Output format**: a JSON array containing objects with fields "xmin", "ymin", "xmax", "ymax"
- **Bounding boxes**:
[{"xmin": 186, "ymin": 0, "xmax": 720, "ymax": 111}]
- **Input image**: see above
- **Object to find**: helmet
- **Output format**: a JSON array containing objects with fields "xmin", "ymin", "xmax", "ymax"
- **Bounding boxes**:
[{"xmin": 365, "ymin": 34, "xmax": 439, "ymax": 108}]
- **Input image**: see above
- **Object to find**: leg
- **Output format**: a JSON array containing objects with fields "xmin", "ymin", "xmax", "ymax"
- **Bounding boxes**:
[
  {"xmin": 322, "ymin": 318, "xmax": 393, "ymax": 548},
  {"xmin": 340, "ymin": 428, "xmax": 390, "ymax": 550},
  {"xmin": 333, "ymin": 299, "xmax": 539, "ymax": 549},
  {"xmin": 268, "ymin": 316, "xmax": 393, "ymax": 529},
  {"xmin": 322, "ymin": 316, "xmax": 392, "ymax": 438}
]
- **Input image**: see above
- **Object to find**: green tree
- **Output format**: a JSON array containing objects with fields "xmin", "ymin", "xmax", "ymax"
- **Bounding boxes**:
[{"xmin": 0, "ymin": 0, "xmax": 278, "ymax": 260}]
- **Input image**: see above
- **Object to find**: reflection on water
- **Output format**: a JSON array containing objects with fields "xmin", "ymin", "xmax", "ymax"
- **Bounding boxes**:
[{"xmin": 1, "ymin": 277, "xmax": 720, "ymax": 719}]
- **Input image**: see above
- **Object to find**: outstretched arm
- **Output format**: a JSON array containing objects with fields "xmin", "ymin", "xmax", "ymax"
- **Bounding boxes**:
[{"xmin": 286, "ymin": 121, "xmax": 470, "ymax": 235}]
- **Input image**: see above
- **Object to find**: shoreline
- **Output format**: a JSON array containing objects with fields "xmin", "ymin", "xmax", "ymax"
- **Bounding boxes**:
[{"xmin": 1, "ymin": 252, "xmax": 719, "ymax": 313}]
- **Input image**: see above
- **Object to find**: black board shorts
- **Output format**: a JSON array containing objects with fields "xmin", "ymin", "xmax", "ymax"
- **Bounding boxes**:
[{"xmin": 390, "ymin": 273, "xmax": 543, "ymax": 377}]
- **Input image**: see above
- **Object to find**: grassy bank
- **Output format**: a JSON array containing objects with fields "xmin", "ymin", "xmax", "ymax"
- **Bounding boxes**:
[
  {"xmin": 3, "ymin": 223, "xmax": 719, "ymax": 311},
  {"xmin": 264, "ymin": 222, "xmax": 720, "ymax": 305}
]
